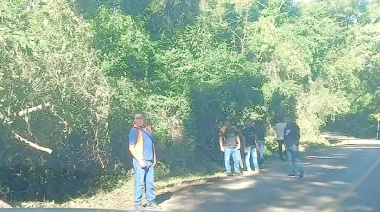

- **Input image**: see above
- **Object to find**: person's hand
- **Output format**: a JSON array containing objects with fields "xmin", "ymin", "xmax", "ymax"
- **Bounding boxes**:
[
  {"xmin": 237, "ymin": 145, "xmax": 241, "ymax": 150},
  {"xmin": 292, "ymin": 144, "xmax": 297, "ymax": 149},
  {"xmin": 221, "ymin": 147, "xmax": 225, "ymax": 152},
  {"xmin": 138, "ymin": 159, "xmax": 147, "ymax": 168},
  {"xmin": 153, "ymin": 159, "xmax": 157, "ymax": 167},
  {"xmin": 244, "ymin": 148, "xmax": 248, "ymax": 153}
]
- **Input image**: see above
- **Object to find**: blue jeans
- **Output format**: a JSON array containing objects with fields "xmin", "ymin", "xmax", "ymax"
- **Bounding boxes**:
[
  {"xmin": 133, "ymin": 159, "xmax": 155, "ymax": 206},
  {"xmin": 286, "ymin": 146, "xmax": 304, "ymax": 174},
  {"xmin": 257, "ymin": 142, "xmax": 264, "ymax": 166},
  {"xmin": 224, "ymin": 147, "xmax": 241, "ymax": 173},
  {"xmin": 245, "ymin": 146, "xmax": 259, "ymax": 170}
]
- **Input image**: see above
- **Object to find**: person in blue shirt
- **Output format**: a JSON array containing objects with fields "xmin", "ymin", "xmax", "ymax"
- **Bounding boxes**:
[{"xmin": 128, "ymin": 113, "xmax": 161, "ymax": 211}]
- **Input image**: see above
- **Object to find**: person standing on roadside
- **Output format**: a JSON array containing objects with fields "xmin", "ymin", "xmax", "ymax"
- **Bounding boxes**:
[
  {"xmin": 255, "ymin": 120, "xmax": 266, "ymax": 167},
  {"xmin": 284, "ymin": 115, "xmax": 304, "ymax": 178},
  {"xmin": 219, "ymin": 119, "xmax": 242, "ymax": 176},
  {"xmin": 128, "ymin": 113, "xmax": 162, "ymax": 211},
  {"xmin": 242, "ymin": 120, "xmax": 260, "ymax": 174},
  {"xmin": 275, "ymin": 117, "xmax": 287, "ymax": 161}
]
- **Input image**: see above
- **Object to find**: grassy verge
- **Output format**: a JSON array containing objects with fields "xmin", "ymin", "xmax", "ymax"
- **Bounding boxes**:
[
  {"xmin": 17, "ymin": 138, "xmax": 335, "ymax": 210},
  {"xmin": 19, "ymin": 172, "xmax": 225, "ymax": 210}
]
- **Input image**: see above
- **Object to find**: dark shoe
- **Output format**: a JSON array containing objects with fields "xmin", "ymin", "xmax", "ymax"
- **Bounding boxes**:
[
  {"xmin": 146, "ymin": 202, "xmax": 162, "ymax": 210},
  {"xmin": 134, "ymin": 204, "xmax": 145, "ymax": 211},
  {"xmin": 287, "ymin": 173, "xmax": 296, "ymax": 177},
  {"xmin": 299, "ymin": 172, "xmax": 304, "ymax": 178},
  {"xmin": 227, "ymin": 172, "xmax": 233, "ymax": 177}
]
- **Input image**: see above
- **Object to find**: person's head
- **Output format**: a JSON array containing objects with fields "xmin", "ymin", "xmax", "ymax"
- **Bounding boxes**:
[
  {"xmin": 275, "ymin": 115, "xmax": 284, "ymax": 123},
  {"xmin": 224, "ymin": 118, "xmax": 232, "ymax": 127},
  {"xmin": 244, "ymin": 119, "xmax": 254, "ymax": 127},
  {"xmin": 134, "ymin": 113, "xmax": 145, "ymax": 127},
  {"xmin": 284, "ymin": 115, "xmax": 293, "ymax": 124}
]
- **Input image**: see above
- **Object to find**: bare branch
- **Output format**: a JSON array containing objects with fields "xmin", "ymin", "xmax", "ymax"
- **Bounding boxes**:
[
  {"xmin": 12, "ymin": 131, "xmax": 53, "ymax": 154},
  {"xmin": 273, "ymin": 0, "xmax": 286, "ymax": 23},
  {"xmin": 14, "ymin": 102, "xmax": 51, "ymax": 117},
  {"xmin": 0, "ymin": 199, "xmax": 12, "ymax": 208}
]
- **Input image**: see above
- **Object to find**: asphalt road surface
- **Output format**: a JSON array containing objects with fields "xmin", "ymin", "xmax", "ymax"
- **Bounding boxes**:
[{"xmin": 160, "ymin": 136, "xmax": 380, "ymax": 212}]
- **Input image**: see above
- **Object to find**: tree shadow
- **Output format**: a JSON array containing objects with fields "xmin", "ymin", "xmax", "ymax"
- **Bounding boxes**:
[
  {"xmin": 156, "ymin": 191, "xmax": 173, "ymax": 205},
  {"xmin": 186, "ymin": 75, "xmax": 264, "ymax": 172},
  {"xmin": 160, "ymin": 145, "xmax": 380, "ymax": 212},
  {"xmin": 0, "ymin": 131, "xmax": 118, "ymax": 203},
  {"xmin": 325, "ymin": 108, "xmax": 378, "ymax": 139}
]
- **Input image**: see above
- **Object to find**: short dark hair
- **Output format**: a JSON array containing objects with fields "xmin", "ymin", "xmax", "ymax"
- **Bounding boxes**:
[
  {"xmin": 133, "ymin": 112, "xmax": 144, "ymax": 119},
  {"xmin": 284, "ymin": 114, "xmax": 292, "ymax": 119}
]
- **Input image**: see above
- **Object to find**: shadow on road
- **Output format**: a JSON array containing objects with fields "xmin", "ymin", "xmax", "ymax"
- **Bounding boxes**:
[{"xmin": 160, "ymin": 138, "xmax": 380, "ymax": 212}]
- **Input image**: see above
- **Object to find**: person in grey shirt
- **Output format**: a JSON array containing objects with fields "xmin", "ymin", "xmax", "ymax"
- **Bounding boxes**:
[{"xmin": 275, "ymin": 117, "xmax": 287, "ymax": 161}]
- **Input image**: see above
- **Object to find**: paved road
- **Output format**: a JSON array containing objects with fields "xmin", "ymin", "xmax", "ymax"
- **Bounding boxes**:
[{"xmin": 160, "ymin": 137, "xmax": 380, "ymax": 212}]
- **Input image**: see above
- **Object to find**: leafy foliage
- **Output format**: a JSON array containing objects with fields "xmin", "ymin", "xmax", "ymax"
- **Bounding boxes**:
[{"xmin": 0, "ymin": 0, "xmax": 380, "ymax": 203}]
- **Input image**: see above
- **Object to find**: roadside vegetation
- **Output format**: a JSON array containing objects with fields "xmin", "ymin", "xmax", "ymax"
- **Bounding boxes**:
[{"xmin": 0, "ymin": 0, "xmax": 379, "ymax": 207}]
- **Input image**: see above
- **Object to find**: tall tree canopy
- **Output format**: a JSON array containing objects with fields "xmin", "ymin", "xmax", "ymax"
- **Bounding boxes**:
[{"xmin": 0, "ymin": 0, "xmax": 379, "ymax": 202}]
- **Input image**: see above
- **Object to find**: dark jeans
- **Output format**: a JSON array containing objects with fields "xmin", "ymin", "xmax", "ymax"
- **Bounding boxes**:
[
  {"xmin": 133, "ymin": 159, "xmax": 155, "ymax": 206},
  {"xmin": 278, "ymin": 140, "xmax": 285, "ymax": 159}
]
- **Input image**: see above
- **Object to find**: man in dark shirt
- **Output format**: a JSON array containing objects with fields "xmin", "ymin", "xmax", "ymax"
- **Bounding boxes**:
[
  {"xmin": 242, "ymin": 120, "xmax": 260, "ymax": 173},
  {"xmin": 284, "ymin": 115, "xmax": 304, "ymax": 178},
  {"xmin": 219, "ymin": 119, "xmax": 241, "ymax": 176}
]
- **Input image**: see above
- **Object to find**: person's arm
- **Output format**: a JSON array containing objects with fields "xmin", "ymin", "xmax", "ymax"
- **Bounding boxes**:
[
  {"xmin": 219, "ymin": 135, "xmax": 224, "ymax": 152},
  {"xmin": 129, "ymin": 145, "xmax": 147, "ymax": 168},
  {"xmin": 128, "ymin": 129, "xmax": 146, "ymax": 168},
  {"xmin": 129, "ymin": 144, "xmax": 147, "ymax": 168},
  {"xmin": 274, "ymin": 123, "xmax": 278, "ymax": 137},
  {"xmin": 153, "ymin": 142, "xmax": 157, "ymax": 167},
  {"xmin": 255, "ymin": 134, "xmax": 259, "ymax": 147},
  {"xmin": 242, "ymin": 136, "xmax": 248, "ymax": 153},
  {"xmin": 236, "ymin": 135, "xmax": 241, "ymax": 150},
  {"xmin": 294, "ymin": 124, "xmax": 300, "ymax": 147}
]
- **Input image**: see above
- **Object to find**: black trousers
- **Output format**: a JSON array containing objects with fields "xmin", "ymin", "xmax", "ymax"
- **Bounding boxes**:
[{"xmin": 278, "ymin": 140, "xmax": 285, "ymax": 158}]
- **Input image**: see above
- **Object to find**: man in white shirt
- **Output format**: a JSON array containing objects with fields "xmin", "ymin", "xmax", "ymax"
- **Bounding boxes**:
[{"xmin": 275, "ymin": 117, "xmax": 287, "ymax": 161}]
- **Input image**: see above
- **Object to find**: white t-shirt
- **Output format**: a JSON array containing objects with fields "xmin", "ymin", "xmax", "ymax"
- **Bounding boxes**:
[{"xmin": 275, "ymin": 123, "xmax": 287, "ymax": 140}]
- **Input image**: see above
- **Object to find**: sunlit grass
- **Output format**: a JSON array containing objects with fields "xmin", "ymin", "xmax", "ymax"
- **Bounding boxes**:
[{"xmin": 20, "ymin": 172, "xmax": 225, "ymax": 210}]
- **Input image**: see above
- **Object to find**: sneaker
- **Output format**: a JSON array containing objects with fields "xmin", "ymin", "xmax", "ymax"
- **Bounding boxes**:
[
  {"xmin": 146, "ymin": 202, "xmax": 162, "ymax": 210},
  {"xmin": 299, "ymin": 172, "xmax": 304, "ymax": 178},
  {"xmin": 253, "ymin": 169, "xmax": 261, "ymax": 174},
  {"xmin": 227, "ymin": 172, "xmax": 234, "ymax": 177},
  {"xmin": 247, "ymin": 168, "xmax": 253, "ymax": 172},
  {"xmin": 134, "ymin": 204, "xmax": 145, "ymax": 211},
  {"xmin": 287, "ymin": 173, "xmax": 296, "ymax": 177}
]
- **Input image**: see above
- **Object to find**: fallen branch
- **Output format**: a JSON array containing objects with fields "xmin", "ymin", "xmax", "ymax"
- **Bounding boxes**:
[
  {"xmin": 0, "ymin": 199, "xmax": 12, "ymax": 208},
  {"xmin": 12, "ymin": 131, "xmax": 53, "ymax": 154},
  {"xmin": 14, "ymin": 102, "xmax": 51, "ymax": 117}
]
